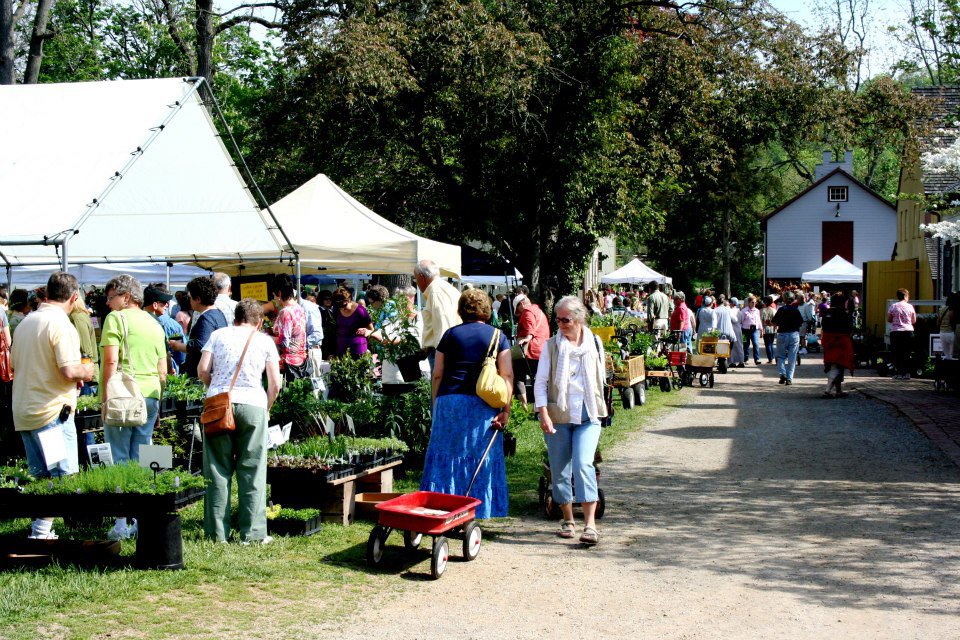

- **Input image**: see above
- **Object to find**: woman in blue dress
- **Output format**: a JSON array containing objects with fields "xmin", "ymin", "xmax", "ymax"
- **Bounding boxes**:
[{"xmin": 420, "ymin": 288, "xmax": 513, "ymax": 518}]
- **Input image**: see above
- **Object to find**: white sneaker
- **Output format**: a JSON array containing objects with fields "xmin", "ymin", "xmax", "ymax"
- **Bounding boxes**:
[
  {"xmin": 241, "ymin": 535, "xmax": 273, "ymax": 546},
  {"xmin": 126, "ymin": 519, "xmax": 139, "ymax": 539},
  {"xmin": 28, "ymin": 530, "xmax": 59, "ymax": 540},
  {"xmin": 902, "ymin": 374, "xmax": 911, "ymax": 380},
  {"xmin": 107, "ymin": 522, "xmax": 130, "ymax": 541},
  {"xmin": 800, "ymin": 348, "xmax": 808, "ymax": 355}
]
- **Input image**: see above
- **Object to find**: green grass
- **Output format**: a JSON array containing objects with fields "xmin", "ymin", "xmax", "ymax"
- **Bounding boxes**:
[{"xmin": 0, "ymin": 383, "xmax": 688, "ymax": 639}]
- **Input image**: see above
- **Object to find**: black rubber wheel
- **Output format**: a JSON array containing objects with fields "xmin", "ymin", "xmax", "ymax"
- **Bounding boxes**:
[
  {"xmin": 877, "ymin": 364, "xmax": 888, "ymax": 377},
  {"xmin": 699, "ymin": 373, "xmax": 710, "ymax": 387},
  {"xmin": 596, "ymin": 488, "xmax": 606, "ymax": 519},
  {"xmin": 366, "ymin": 525, "xmax": 389, "ymax": 566},
  {"xmin": 538, "ymin": 475, "xmax": 548, "ymax": 508},
  {"xmin": 546, "ymin": 495, "xmax": 562, "ymax": 520},
  {"xmin": 709, "ymin": 373, "xmax": 715, "ymax": 388},
  {"xmin": 915, "ymin": 367, "xmax": 925, "ymax": 379},
  {"xmin": 621, "ymin": 388, "xmax": 635, "ymax": 409},
  {"xmin": 462, "ymin": 521, "xmax": 482, "ymax": 561},
  {"xmin": 431, "ymin": 536, "xmax": 449, "ymax": 579},
  {"xmin": 659, "ymin": 377, "xmax": 671, "ymax": 392},
  {"xmin": 633, "ymin": 383, "xmax": 646, "ymax": 406},
  {"xmin": 717, "ymin": 359, "xmax": 727, "ymax": 374},
  {"xmin": 403, "ymin": 530, "xmax": 423, "ymax": 551}
]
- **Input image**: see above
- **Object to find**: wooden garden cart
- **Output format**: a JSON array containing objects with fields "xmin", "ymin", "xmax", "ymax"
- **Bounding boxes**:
[{"xmin": 612, "ymin": 354, "xmax": 646, "ymax": 409}]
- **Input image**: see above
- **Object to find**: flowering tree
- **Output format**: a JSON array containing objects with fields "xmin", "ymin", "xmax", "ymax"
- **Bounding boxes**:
[{"xmin": 921, "ymin": 220, "xmax": 960, "ymax": 243}]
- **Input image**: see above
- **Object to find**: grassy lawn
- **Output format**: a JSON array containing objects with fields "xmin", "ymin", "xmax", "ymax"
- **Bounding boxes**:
[{"xmin": 0, "ymin": 383, "xmax": 689, "ymax": 639}]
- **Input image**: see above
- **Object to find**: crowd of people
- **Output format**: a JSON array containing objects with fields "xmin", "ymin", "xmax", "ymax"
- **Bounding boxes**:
[{"xmin": 1, "ymin": 263, "xmax": 957, "ymax": 548}]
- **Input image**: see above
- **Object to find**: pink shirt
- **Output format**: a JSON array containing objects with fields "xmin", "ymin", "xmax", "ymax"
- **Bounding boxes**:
[
  {"xmin": 740, "ymin": 306, "xmax": 762, "ymax": 330},
  {"xmin": 888, "ymin": 300, "xmax": 916, "ymax": 332},
  {"xmin": 274, "ymin": 303, "xmax": 307, "ymax": 367}
]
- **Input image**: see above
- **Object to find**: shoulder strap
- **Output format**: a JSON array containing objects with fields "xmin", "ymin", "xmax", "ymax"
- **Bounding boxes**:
[
  {"xmin": 228, "ymin": 322, "xmax": 262, "ymax": 393},
  {"xmin": 486, "ymin": 328, "xmax": 500, "ymax": 358},
  {"xmin": 117, "ymin": 311, "xmax": 135, "ymax": 377}
]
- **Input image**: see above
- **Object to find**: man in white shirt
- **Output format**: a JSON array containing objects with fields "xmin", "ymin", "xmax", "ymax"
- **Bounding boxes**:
[{"xmin": 414, "ymin": 259, "xmax": 461, "ymax": 371}]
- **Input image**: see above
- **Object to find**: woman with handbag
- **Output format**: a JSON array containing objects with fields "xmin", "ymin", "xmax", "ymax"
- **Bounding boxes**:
[
  {"xmin": 100, "ymin": 275, "xmax": 167, "ymax": 540},
  {"xmin": 198, "ymin": 299, "xmax": 281, "ymax": 544},
  {"xmin": 419, "ymin": 288, "xmax": 512, "ymax": 519},
  {"xmin": 534, "ymin": 296, "xmax": 607, "ymax": 545}
]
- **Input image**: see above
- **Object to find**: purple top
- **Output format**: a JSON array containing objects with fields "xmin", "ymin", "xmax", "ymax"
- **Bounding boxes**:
[{"xmin": 336, "ymin": 304, "xmax": 372, "ymax": 356}]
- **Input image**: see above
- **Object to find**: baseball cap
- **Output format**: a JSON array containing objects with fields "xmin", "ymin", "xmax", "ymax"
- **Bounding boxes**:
[
  {"xmin": 703, "ymin": 296, "xmax": 713, "ymax": 306},
  {"xmin": 144, "ymin": 286, "xmax": 174, "ymax": 305}
]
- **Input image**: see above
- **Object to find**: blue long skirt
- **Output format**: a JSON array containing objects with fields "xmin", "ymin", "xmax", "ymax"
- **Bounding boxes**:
[{"xmin": 419, "ymin": 393, "xmax": 509, "ymax": 519}]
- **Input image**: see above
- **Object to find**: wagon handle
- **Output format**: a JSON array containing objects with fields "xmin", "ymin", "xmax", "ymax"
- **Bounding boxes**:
[{"xmin": 466, "ymin": 430, "xmax": 500, "ymax": 498}]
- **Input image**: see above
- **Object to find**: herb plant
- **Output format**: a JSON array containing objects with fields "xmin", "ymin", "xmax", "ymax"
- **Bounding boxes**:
[{"xmin": 21, "ymin": 462, "xmax": 204, "ymax": 495}]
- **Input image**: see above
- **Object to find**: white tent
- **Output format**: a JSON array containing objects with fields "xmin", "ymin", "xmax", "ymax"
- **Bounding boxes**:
[
  {"xmin": 9, "ymin": 262, "xmax": 211, "ymax": 288},
  {"xmin": 461, "ymin": 268, "xmax": 523, "ymax": 287},
  {"xmin": 197, "ymin": 174, "xmax": 462, "ymax": 277},
  {"xmin": 600, "ymin": 258, "xmax": 672, "ymax": 285},
  {"xmin": 801, "ymin": 255, "xmax": 863, "ymax": 283},
  {"xmin": 0, "ymin": 77, "xmax": 288, "ymax": 269}
]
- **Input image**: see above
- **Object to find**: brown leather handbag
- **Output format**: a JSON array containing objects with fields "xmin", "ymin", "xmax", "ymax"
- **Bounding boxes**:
[{"xmin": 201, "ymin": 326, "xmax": 259, "ymax": 436}]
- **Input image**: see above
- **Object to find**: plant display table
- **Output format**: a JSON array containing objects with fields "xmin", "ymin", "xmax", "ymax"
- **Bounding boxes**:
[{"xmin": 0, "ymin": 487, "xmax": 203, "ymax": 570}]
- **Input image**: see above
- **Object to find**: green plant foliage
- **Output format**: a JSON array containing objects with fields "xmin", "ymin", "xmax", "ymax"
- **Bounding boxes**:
[
  {"xmin": 163, "ymin": 374, "xmax": 206, "ymax": 401},
  {"xmin": 152, "ymin": 417, "xmax": 189, "ymax": 460},
  {"xmin": 21, "ymin": 462, "xmax": 203, "ymax": 495},
  {"xmin": 270, "ymin": 507, "xmax": 321, "ymax": 522},
  {"xmin": 327, "ymin": 353, "xmax": 374, "ymax": 402},
  {"xmin": 76, "ymin": 396, "xmax": 102, "ymax": 414},
  {"xmin": 380, "ymin": 378, "xmax": 433, "ymax": 455},
  {"xmin": 628, "ymin": 332, "xmax": 655, "ymax": 356},
  {"xmin": 270, "ymin": 379, "xmax": 326, "ymax": 438},
  {"xmin": 646, "ymin": 355, "xmax": 668, "ymax": 370},
  {"xmin": 366, "ymin": 295, "xmax": 423, "ymax": 364}
]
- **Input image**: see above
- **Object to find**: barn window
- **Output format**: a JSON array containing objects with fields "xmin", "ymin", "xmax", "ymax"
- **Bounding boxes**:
[{"xmin": 828, "ymin": 186, "xmax": 848, "ymax": 202}]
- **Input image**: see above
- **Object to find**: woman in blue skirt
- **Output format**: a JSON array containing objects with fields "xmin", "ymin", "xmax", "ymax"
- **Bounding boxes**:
[{"xmin": 420, "ymin": 288, "xmax": 513, "ymax": 518}]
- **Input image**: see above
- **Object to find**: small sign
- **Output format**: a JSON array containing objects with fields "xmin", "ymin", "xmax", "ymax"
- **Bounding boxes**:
[
  {"xmin": 138, "ymin": 445, "xmax": 173, "ymax": 470},
  {"xmin": 38, "ymin": 426, "xmax": 68, "ymax": 469},
  {"xmin": 240, "ymin": 281, "xmax": 269, "ymax": 301},
  {"xmin": 87, "ymin": 443, "xmax": 114, "ymax": 466},
  {"xmin": 931, "ymin": 333, "xmax": 943, "ymax": 357},
  {"xmin": 268, "ymin": 422, "xmax": 293, "ymax": 449},
  {"xmin": 345, "ymin": 414, "xmax": 356, "ymax": 435},
  {"xmin": 90, "ymin": 316, "xmax": 100, "ymax": 329}
]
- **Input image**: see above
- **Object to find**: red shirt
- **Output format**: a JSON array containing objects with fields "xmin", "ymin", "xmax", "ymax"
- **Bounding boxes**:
[
  {"xmin": 670, "ymin": 302, "xmax": 691, "ymax": 331},
  {"xmin": 517, "ymin": 304, "xmax": 550, "ymax": 360}
]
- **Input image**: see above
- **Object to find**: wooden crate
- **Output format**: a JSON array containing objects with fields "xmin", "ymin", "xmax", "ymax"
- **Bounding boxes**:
[
  {"xmin": 614, "ymin": 355, "xmax": 645, "ymax": 387},
  {"xmin": 698, "ymin": 338, "xmax": 730, "ymax": 357},
  {"xmin": 354, "ymin": 492, "xmax": 404, "ymax": 521}
]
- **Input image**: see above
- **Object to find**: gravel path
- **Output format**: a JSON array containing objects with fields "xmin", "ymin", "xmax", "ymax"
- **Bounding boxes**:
[{"xmin": 322, "ymin": 356, "xmax": 960, "ymax": 639}]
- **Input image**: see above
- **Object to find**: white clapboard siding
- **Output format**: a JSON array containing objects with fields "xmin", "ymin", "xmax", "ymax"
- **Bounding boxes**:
[{"xmin": 766, "ymin": 171, "xmax": 896, "ymax": 279}]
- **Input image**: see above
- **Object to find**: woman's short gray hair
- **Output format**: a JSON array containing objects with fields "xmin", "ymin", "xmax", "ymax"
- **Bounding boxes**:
[
  {"xmin": 414, "ymin": 259, "xmax": 439, "ymax": 280},
  {"xmin": 394, "ymin": 285, "xmax": 417, "ymax": 298},
  {"xmin": 555, "ymin": 295, "xmax": 587, "ymax": 324},
  {"xmin": 104, "ymin": 274, "xmax": 144, "ymax": 306}
]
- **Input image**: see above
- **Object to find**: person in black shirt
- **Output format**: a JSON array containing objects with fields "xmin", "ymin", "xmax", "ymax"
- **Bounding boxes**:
[
  {"xmin": 820, "ymin": 293, "xmax": 854, "ymax": 398},
  {"xmin": 772, "ymin": 291, "xmax": 803, "ymax": 385}
]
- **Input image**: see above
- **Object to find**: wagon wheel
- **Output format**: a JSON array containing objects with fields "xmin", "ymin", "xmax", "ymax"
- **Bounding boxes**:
[
  {"xmin": 620, "ymin": 387, "xmax": 635, "ymax": 409},
  {"xmin": 709, "ymin": 373, "xmax": 715, "ymax": 388},
  {"xmin": 632, "ymin": 383, "xmax": 646, "ymax": 406},
  {"xmin": 431, "ymin": 536, "xmax": 449, "ymax": 579},
  {"xmin": 403, "ymin": 530, "xmax": 423, "ymax": 551},
  {"xmin": 366, "ymin": 525, "xmax": 390, "ymax": 567},
  {"xmin": 538, "ymin": 475, "xmax": 549, "ymax": 508},
  {"xmin": 545, "ymin": 494, "xmax": 562, "ymax": 520},
  {"xmin": 672, "ymin": 368, "xmax": 683, "ymax": 390},
  {"xmin": 596, "ymin": 488, "xmax": 606, "ymax": 520},
  {"xmin": 462, "ymin": 521, "xmax": 482, "ymax": 561},
  {"xmin": 699, "ymin": 373, "xmax": 710, "ymax": 387}
]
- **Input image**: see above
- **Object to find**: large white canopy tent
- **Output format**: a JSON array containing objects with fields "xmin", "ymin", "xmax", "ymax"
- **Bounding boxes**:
[
  {"xmin": 0, "ymin": 77, "xmax": 291, "ymax": 277},
  {"xmin": 600, "ymin": 258, "xmax": 672, "ymax": 285},
  {"xmin": 801, "ymin": 255, "xmax": 863, "ymax": 283},
  {"xmin": 9, "ymin": 262, "xmax": 212, "ymax": 289},
  {"xmin": 195, "ymin": 174, "xmax": 462, "ymax": 278}
]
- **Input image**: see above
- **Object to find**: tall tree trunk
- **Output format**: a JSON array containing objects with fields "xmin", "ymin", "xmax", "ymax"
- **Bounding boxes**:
[
  {"xmin": 722, "ymin": 209, "xmax": 731, "ymax": 298},
  {"xmin": 23, "ymin": 0, "xmax": 54, "ymax": 84},
  {"xmin": 1, "ymin": 0, "xmax": 18, "ymax": 84},
  {"xmin": 195, "ymin": 0, "xmax": 215, "ymax": 82}
]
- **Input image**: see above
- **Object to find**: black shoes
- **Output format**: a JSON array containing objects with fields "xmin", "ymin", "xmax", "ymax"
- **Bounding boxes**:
[
  {"xmin": 785, "ymin": 379, "xmax": 792, "ymax": 385},
  {"xmin": 754, "ymin": 360, "xmax": 761, "ymax": 365},
  {"xmin": 779, "ymin": 375, "xmax": 786, "ymax": 384}
]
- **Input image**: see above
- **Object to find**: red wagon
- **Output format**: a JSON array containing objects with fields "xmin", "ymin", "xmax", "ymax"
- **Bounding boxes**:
[{"xmin": 365, "ymin": 431, "xmax": 499, "ymax": 579}]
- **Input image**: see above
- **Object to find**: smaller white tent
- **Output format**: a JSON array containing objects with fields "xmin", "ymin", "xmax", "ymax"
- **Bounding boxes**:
[
  {"xmin": 801, "ymin": 255, "xmax": 863, "ymax": 283},
  {"xmin": 601, "ymin": 258, "xmax": 672, "ymax": 285},
  {"xmin": 10, "ymin": 263, "xmax": 211, "ymax": 288}
]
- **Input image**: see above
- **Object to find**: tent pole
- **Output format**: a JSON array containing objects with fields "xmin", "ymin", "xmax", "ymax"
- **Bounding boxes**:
[
  {"xmin": 166, "ymin": 261, "xmax": 172, "ymax": 290},
  {"xmin": 5, "ymin": 265, "xmax": 11, "ymax": 290},
  {"xmin": 61, "ymin": 233, "xmax": 70, "ymax": 272},
  {"xmin": 295, "ymin": 257, "xmax": 302, "ymax": 300}
]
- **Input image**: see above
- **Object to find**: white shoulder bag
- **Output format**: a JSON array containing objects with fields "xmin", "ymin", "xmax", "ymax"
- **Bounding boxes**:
[{"xmin": 102, "ymin": 312, "xmax": 148, "ymax": 427}]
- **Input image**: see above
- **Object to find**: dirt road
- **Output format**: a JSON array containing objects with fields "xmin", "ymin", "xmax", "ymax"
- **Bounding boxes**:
[{"xmin": 324, "ymin": 357, "xmax": 960, "ymax": 639}]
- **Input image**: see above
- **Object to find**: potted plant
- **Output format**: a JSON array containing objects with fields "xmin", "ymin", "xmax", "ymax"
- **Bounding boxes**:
[
  {"xmin": 645, "ymin": 355, "xmax": 668, "ymax": 371},
  {"xmin": 327, "ymin": 353, "xmax": 375, "ymax": 402},
  {"xmin": 163, "ymin": 374, "xmax": 206, "ymax": 420},
  {"xmin": 271, "ymin": 379, "xmax": 328, "ymax": 438},
  {"xmin": 267, "ymin": 506, "xmax": 323, "ymax": 536},
  {"xmin": 369, "ymin": 293, "xmax": 426, "ymax": 382},
  {"xmin": 75, "ymin": 395, "xmax": 102, "ymax": 431}
]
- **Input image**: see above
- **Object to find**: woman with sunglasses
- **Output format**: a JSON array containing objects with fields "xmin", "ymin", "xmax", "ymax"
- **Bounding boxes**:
[{"xmin": 534, "ymin": 296, "xmax": 607, "ymax": 545}]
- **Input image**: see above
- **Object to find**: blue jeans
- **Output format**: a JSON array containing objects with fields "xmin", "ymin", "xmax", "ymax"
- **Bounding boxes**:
[
  {"xmin": 544, "ymin": 406, "xmax": 602, "ymax": 504},
  {"xmin": 776, "ymin": 332, "xmax": 800, "ymax": 381},
  {"xmin": 680, "ymin": 328, "xmax": 693, "ymax": 352},
  {"xmin": 743, "ymin": 328, "xmax": 761, "ymax": 362},
  {"xmin": 104, "ymin": 397, "xmax": 160, "ymax": 464},
  {"xmin": 20, "ymin": 414, "xmax": 79, "ymax": 478}
]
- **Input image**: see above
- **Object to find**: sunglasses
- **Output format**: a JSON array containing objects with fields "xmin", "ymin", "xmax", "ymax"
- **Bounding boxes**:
[{"xmin": 557, "ymin": 317, "xmax": 574, "ymax": 324}]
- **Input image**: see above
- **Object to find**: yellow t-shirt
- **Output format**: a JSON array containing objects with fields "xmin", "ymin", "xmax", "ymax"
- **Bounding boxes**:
[
  {"xmin": 99, "ymin": 308, "xmax": 166, "ymax": 400},
  {"xmin": 10, "ymin": 303, "xmax": 82, "ymax": 431}
]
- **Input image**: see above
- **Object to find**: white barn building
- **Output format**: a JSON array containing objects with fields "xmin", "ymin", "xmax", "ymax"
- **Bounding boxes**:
[{"xmin": 761, "ymin": 151, "xmax": 896, "ymax": 287}]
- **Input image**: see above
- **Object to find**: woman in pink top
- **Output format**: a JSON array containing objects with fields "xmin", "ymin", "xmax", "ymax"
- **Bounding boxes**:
[
  {"xmin": 739, "ymin": 296, "xmax": 763, "ymax": 365},
  {"xmin": 270, "ymin": 275, "xmax": 308, "ymax": 381},
  {"xmin": 887, "ymin": 288, "xmax": 917, "ymax": 380}
]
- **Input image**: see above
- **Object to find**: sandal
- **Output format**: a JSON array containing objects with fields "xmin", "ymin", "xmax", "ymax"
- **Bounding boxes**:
[
  {"xmin": 557, "ymin": 521, "xmax": 576, "ymax": 539},
  {"xmin": 579, "ymin": 526, "xmax": 599, "ymax": 545}
]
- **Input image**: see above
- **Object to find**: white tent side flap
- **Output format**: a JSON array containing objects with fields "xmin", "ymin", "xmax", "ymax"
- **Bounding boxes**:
[
  {"xmin": 801, "ymin": 255, "xmax": 863, "ymax": 283},
  {"xmin": 600, "ymin": 258, "xmax": 672, "ymax": 285},
  {"xmin": 0, "ymin": 78, "xmax": 286, "ymax": 266},
  {"xmin": 199, "ymin": 174, "xmax": 462, "ymax": 278}
]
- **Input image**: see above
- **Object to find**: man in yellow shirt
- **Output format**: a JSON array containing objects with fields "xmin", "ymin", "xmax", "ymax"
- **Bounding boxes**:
[
  {"xmin": 414, "ymin": 259, "xmax": 462, "ymax": 371},
  {"xmin": 10, "ymin": 272, "xmax": 95, "ymax": 539}
]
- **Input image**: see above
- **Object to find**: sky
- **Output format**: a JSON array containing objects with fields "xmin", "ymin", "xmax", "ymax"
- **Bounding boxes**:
[{"xmin": 767, "ymin": 0, "xmax": 911, "ymax": 77}]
